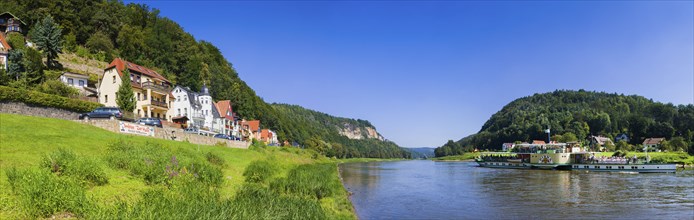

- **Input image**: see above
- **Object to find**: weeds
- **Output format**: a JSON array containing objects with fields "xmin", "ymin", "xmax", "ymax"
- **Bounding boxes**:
[
  {"xmin": 6, "ymin": 168, "xmax": 91, "ymax": 218},
  {"xmin": 40, "ymin": 148, "xmax": 108, "ymax": 186}
]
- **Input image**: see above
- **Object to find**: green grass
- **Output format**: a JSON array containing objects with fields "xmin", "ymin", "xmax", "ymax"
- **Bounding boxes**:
[
  {"xmin": 432, "ymin": 152, "xmax": 481, "ymax": 161},
  {"xmin": 0, "ymin": 113, "xmax": 355, "ymax": 219}
]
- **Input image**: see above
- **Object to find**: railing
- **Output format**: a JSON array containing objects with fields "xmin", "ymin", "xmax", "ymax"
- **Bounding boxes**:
[
  {"xmin": 150, "ymin": 99, "xmax": 168, "ymax": 108},
  {"xmin": 142, "ymin": 82, "xmax": 171, "ymax": 94}
]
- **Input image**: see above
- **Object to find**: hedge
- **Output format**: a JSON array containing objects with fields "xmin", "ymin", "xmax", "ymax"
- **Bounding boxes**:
[{"xmin": 0, "ymin": 86, "xmax": 103, "ymax": 113}]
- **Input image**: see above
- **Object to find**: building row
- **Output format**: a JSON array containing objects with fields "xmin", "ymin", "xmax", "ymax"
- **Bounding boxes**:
[{"xmin": 97, "ymin": 58, "xmax": 277, "ymax": 144}]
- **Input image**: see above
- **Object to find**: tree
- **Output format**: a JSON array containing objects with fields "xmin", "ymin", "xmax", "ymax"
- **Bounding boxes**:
[
  {"xmin": 86, "ymin": 31, "xmax": 113, "ymax": 56},
  {"xmin": 7, "ymin": 49, "xmax": 24, "ymax": 81},
  {"xmin": 116, "ymin": 69, "xmax": 136, "ymax": 112},
  {"xmin": 22, "ymin": 48, "xmax": 44, "ymax": 86},
  {"xmin": 669, "ymin": 137, "xmax": 688, "ymax": 152},
  {"xmin": 32, "ymin": 16, "xmax": 63, "ymax": 69}
]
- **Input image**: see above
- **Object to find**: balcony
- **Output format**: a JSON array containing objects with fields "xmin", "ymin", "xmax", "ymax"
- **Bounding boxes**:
[
  {"xmin": 150, "ymin": 99, "xmax": 168, "ymax": 108},
  {"xmin": 142, "ymin": 81, "xmax": 171, "ymax": 94}
]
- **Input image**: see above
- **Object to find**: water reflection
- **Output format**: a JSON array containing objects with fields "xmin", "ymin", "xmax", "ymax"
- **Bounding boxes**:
[{"xmin": 340, "ymin": 160, "xmax": 694, "ymax": 220}]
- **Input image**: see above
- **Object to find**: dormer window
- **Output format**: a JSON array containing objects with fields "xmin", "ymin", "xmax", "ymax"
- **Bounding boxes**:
[{"xmin": 112, "ymin": 75, "xmax": 116, "ymax": 83}]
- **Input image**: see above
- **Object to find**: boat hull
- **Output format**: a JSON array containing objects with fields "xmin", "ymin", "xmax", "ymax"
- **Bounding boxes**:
[
  {"xmin": 476, "ymin": 161, "xmax": 530, "ymax": 169},
  {"xmin": 570, "ymin": 163, "xmax": 677, "ymax": 173}
]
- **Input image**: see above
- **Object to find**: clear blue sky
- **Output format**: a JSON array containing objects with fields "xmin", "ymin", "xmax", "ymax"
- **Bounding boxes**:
[{"xmin": 128, "ymin": 1, "xmax": 693, "ymax": 148}]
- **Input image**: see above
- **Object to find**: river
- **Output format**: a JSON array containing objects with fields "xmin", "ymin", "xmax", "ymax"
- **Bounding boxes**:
[{"xmin": 339, "ymin": 160, "xmax": 694, "ymax": 220}]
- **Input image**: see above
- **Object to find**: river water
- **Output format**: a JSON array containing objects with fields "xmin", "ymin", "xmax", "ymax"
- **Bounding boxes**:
[{"xmin": 339, "ymin": 160, "xmax": 694, "ymax": 220}]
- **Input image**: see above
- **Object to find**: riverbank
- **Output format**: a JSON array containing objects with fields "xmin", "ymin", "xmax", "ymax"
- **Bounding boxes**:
[
  {"xmin": 0, "ymin": 114, "xmax": 356, "ymax": 219},
  {"xmin": 431, "ymin": 151, "xmax": 694, "ymax": 165}
]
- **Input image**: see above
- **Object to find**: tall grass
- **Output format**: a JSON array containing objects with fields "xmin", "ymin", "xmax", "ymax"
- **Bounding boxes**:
[
  {"xmin": 5, "ymin": 139, "xmax": 354, "ymax": 219},
  {"xmin": 6, "ymin": 168, "xmax": 91, "ymax": 218}
]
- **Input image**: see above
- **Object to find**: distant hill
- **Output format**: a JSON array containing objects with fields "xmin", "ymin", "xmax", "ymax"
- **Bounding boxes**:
[
  {"xmin": 405, "ymin": 147, "xmax": 436, "ymax": 159},
  {"xmin": 435, "ymin": 90, "xmax": 694, "ymax": 157}
]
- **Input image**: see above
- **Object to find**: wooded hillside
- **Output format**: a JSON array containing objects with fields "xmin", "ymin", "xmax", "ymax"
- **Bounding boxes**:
[{"xmin": 435, "ymin": 90, "xmax": 694, "ymax": 157}]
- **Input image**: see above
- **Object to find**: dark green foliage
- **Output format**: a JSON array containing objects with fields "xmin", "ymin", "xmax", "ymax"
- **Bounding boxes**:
[
  {"xmin": 31, "ymin": 15, "xmax": 63, "ymax": 68},
  {"xmin": 7, "ymin": 49, "xmax": 24, "ymax": 80},
  {"xmin": 6, "ymin": 167, "xmax": 91, "ymax": 218},
  {"xmin": 22, "ymin": 47, "xmax": 44, "ymax": 85},
  {"xmin": 205, "ymin": 152, "xmax": 225, "ymax": 167},
  {"xmin": 5, "ymin": 32, "xmax": 26, "ymax": 50},
  {"xmin": 243, "ymin": 158, "xmax": 279, "ymax": 184},
  {"xmin": 435, "ymin": 90, "xmax": 694, "ymax": 157},
  {"xmin": 40, "ymin": 148, "xmax": 109, "ymax": 186},
  {"xmin": 116, "ymin": 69, "xmax": 135, "ymax": 112},
  {"xmin": 37, "ymin": 79, "xmax": 79, "ymax": 97},
  {"xmin": 85, "ymin": 31, "xmax": 113, "ymax": 60},
  {"xmin": 0, "ymin": 85, "xmax": 103, "ymax": 112}
]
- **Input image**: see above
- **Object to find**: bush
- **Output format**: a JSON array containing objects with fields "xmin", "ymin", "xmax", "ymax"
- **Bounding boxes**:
[
  {"xmin": 37, "ymin": 79, "xmax": 79, "ymax": 98},
  {"xmin": 242, "ymin": 158, "xmax": 278, "ymax": 184},
  {"xmin": 205, "ymin": 152, "xmax": 225, "ymax": 167},
  {"xmin": 271, "ymin": 163, "xmax": 340, "ymax": 200},
  {"xmin": 6, "ymin": 167, "xmax": 91, "ymax": 218},
  {"xmin": 40, "ymin": 148, "xmax": 108, "ymax": 186},
  {"xmin": 0, "ymin": 85, "xmax": 102, "ymax": 112}
]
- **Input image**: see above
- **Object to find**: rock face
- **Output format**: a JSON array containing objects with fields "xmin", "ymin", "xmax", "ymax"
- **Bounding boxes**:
[{"xmin": 338, "ymin": 122, "xmax": 385, "ymax": 141}]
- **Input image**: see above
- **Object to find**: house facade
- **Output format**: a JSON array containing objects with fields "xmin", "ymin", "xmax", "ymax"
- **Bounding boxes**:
[
  {"xmin": 588, "ymin": 135, "xmax": 613, "ymax": 151},
  {"xmin": 615, "ymin": 133, "xmax": 629, "ymax": 143},
  {"xmin": 642, "ymin": 138, "xmax": 665, "ymax": 151},
  {"xmin": 260, "ymin": 129, "xmax": 278, "ymax": 145},
  {"xmin": 0, "ymin": 33, "xmax": 9, "ymax": 70},
  {"xmin": 0, "ymin": 12, "xmax": 26, "ymax": 34},
  {"xmin": 214, "ymin": 100, "xmax": 239, "ymax": 137},
  {"xmin": 169, "ymin": 85, "xmax": 233, "ymax": 134},
  {"xmin": 98, "ymin": 58, "xmax": 173, "ymax": 121},
  {"xmin": 60, "ymin": 72, "xmax": 90, "ymax": 89}
]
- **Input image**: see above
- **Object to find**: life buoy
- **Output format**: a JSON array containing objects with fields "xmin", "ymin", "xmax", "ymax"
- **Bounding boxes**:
[{"xmin": 540, "ymin": 155, "xmax": 553, "ymax": 164}]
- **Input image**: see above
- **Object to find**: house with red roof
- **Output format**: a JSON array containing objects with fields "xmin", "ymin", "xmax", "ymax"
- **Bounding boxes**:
[
  {"xmin": 213, "ymin": 100, "xmax": 238, "ymax": 137},
  {"xmin": 98, "ymin": 58, "xmax": 173, "ymax": 121},
  {"xmin": 0, "ymin": 32, "xmax": 10, "ymax": 70},
  {"xmin": 260, "ymin": 129, "xmax": 278, "ymax": 145},
  {"xmin": 240, "ymin": 120, "xmax": 261, "ymax": 141}
]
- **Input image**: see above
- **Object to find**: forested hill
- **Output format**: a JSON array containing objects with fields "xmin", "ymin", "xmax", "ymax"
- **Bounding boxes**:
[
  {"xmin": 435, "ymin": 90, "xmax": 694, "ymax": 157},
  {"xmin": 272, "ymin": 104, "xmax": 411, "ymax": 158},
  {"xmin": 2, "ymin": 1, "xmax": 409, "ymax": 158}
]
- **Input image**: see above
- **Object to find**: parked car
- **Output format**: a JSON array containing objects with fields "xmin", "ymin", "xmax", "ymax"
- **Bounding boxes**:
[
  {"xmin": 79, "ymin": 107, "xmax": 123, "ymax": 120},
  {"xmin": 183, "ymin": 127, "xmax": 199, "ymax": 133},
  {"xmin": 214, "ymin": 134, "xmax": 233, "ymax": 140},
  {"xmin": 135, "ymin": 117, "xmax": 163, "ymax": 128}
]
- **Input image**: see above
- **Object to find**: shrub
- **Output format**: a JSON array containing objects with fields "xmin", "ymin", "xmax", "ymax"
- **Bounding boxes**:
[
  {"xmin": 40, "ymin": 148, "xmax": 108, "ymax": 186},
  {"xmin": 0, "ymin": 85, "xmax": 102, "ymax": 112},
  {"xmin": 37, "ymin": 79, "xmax": 79, "ymax": 98},
  {"xmin": 6, "ymin": 167, "xmax": 91, "ymax": 218},
  {"xmin": 205, "ymin": 152, "xmax": 225, "ymax": 167},
  {"xmin": 272, "ymin": 163, "xmax": 340, "ymax": 200},
  {"xmin": 242, "ymin": 158, "xmax": 278, "ymax": 184}
]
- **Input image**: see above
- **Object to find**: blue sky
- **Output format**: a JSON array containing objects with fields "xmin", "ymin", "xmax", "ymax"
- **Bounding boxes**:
[{"xmin": 128, "ymin": 1, "xmax": 693, "ymax": 148}]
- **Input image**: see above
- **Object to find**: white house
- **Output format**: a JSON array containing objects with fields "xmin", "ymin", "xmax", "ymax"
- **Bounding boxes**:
[
  {"xmin": 60, "ymin": 72, "xmax": 90, "ymax": 89},
  {"xmin": 169, "ymin": 84, "xmax": 230, "ymax": 133}
]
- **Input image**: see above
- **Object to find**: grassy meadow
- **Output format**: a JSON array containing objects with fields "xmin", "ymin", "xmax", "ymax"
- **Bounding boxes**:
[{"xmin": 0, "ymin": 113, "xmax": 355, "ymax": 219}]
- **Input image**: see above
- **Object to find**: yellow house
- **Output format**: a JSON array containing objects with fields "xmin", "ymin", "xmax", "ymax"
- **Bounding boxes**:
[{"xmin": 98, "ymin": 58, "xmax": 174, "ymax": 121}]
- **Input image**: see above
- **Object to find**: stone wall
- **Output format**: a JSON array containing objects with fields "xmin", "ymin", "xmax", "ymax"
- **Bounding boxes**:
[
  {"xmin": 1, "ymin": 101, "xmax": 249, "ymax": 149},
  {"xmin": 79, "ymin": 119, "xmax": 249, "ymax": 149},
  {"xmin": 0, "ymin": 101, "xmax": 80, "ymax": 121}
]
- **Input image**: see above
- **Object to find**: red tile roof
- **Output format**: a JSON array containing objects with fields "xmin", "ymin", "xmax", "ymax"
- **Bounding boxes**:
[
  {"xmin": 243, "ymin": 120, "xmax": 260, "ymax": 132},
  {"xmin": 215, "ymin": 100, "xmax": 233, "ymax": 120},
  {"xmin": 260, "ymin": 129, "xmax": 272, "ymax": 139},
  {"xmin": 105, "ymin": 58, "xmax": 170, "ymax": 83},
  {"xmin": 0, "ymin": 33, "xmax": 10, "ymax": 51}
]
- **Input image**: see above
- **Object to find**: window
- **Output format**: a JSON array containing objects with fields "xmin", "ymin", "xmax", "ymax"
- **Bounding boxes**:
[
  {"xmin": 112, "ymin": 75, "xmax": 116, "ymax": 83},
  {"xmin": 178, "ymin": 109, "xmax": 181, "ymax": 116},
  {"xmin": 177, "ymin": 96, "xmax": 180, "ymax": 101},
  {"xmin": 137, "ymin": 93, "xmax": 140, "ymax": 101},
  {"xmin": 68, "ymin": 78, "xmax": 73, "ymax": 85},
  {"xmin": 184, "ymin": 108, "xmax": 187, "ymax": 116},
  {"xmin": 104, "ymin": 95, "xmax": 108, "ymax": 103},
  {"xmin": 79, "ymin": 80, "xmax": 85, "ymax": 87}
]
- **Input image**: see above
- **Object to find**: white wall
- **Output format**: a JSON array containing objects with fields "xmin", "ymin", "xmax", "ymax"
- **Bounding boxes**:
[{"xmin": 98, "ymin": 68, "xmax": 121, "ymax": 107}]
